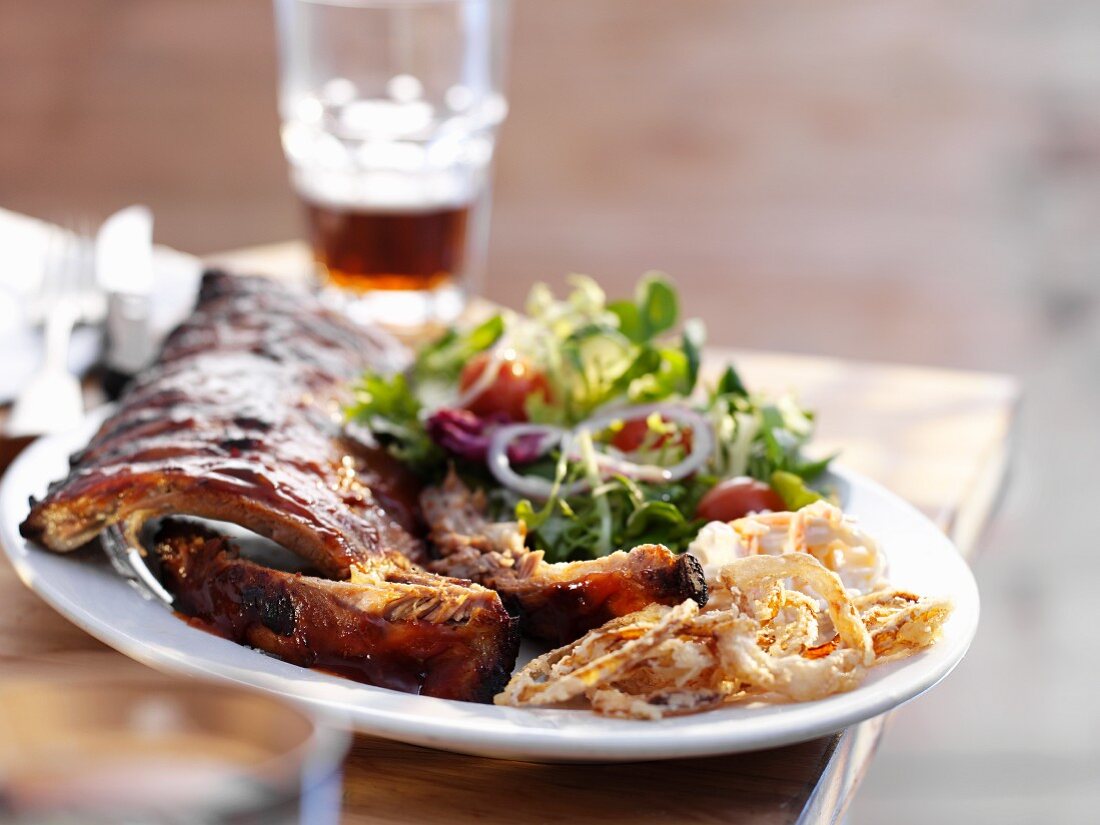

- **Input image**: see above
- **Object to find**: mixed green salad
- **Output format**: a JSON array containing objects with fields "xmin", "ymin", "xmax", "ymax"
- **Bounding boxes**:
[{"xmin": 348, "ymin": 274, "xmax": 832, "ymax": 563}]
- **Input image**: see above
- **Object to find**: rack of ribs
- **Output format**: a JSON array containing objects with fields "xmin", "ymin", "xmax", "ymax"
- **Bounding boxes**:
[
  {"xmin": 156, "ymin": 523, "xmax": 516, "ymax": 702},
  {"xmin": 20, "ymin": 271, "xmax": 518, "ymax": 702}
]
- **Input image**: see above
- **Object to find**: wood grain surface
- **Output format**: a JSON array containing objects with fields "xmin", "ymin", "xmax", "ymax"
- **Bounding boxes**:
[{"xmin": 0, "ymin": 251, "xmax": 1017, "ymax": 822}]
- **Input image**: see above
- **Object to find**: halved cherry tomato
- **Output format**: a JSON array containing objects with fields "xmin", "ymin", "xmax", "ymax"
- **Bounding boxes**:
[
  {"xmin": 610, "ymin": 416, "xmax": 693, "ymax": 454},
  {"xmin": 695, "ymin": 477, "xmax": 786, "ymax": 522},
  {"xmin": 458, "ymin": 351, "xmax": 552, "ymax": 422}
]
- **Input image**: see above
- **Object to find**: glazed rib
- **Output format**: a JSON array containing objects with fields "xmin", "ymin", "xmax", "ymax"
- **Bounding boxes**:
[
  {"xmin": 20, "ymin": 272, "xmax": 520, "ymax": 701},
  {"xmin": 421, "ymin": 473, "xmax": 708, "ymax": 645},
  {"xmin": 21, "ymin": 272, "xmax": 423, "ymax": 576},
  {"xmin": 156, "ymin": 523, "xmax": 518, "ymax": 702}
]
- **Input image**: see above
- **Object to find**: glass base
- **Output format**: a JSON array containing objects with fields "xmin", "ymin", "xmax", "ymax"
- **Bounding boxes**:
[{"xmin": 319, "ymin": 283, "xmax": 466, "ymax": 331}]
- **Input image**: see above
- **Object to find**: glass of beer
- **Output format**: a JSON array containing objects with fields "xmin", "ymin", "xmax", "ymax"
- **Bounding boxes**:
[{"xmin": 274, "ymin": 0, "xmax": 510, "ymax": 328}]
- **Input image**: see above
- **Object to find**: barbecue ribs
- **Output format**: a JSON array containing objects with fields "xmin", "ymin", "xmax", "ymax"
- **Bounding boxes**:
[{"xmin": 21, "ymin": 272, "xmax": 518, "ymax": 701}]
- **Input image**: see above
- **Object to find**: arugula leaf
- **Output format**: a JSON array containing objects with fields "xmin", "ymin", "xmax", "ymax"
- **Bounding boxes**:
[
  {"xmin": 605, "ymin": 347, "xmax": 663, "ymax": 401},
  {"xmin": 624, "ymin": 501, "xmax": 684, "ymax": 537},
  {"xmin": 414, "ymin": 314, "xmax": 504, "ymax": 382},
  {"xmin": 757, "ymin": 404, "xmax": 789, "ymax": 469},
  {"xmin": 346, "ymin": 372, "xmax": 441, "ymax": 472},
  {"xmin": 515, "ymin": 498, "xmax": 553, "ymax": 532},
  {"xmin": 348, "ymin": 372, "xmax": 419, "ymax": 424},
  {"xmin": 714, "ymin": 365, "xmax": 749, "ymax": 399},
  {"xmin": 792, "ymin": 452, "xmax": 837, "ymax": 481},
  {"xmin": 637, "ymin": 273, "xmax": 678, "ymax": 338},
  {"xmin": 608, "ymin": 272, "xmax": 679, "ymax": 344},
  {"xmin": 513, "ymin": 474, "xmax": 714, "ymax": 563},
  {"xmin": 682, "ymin": 318, "xmax": 705, "ymax": 393},
  {"xmin": 608, "ymin": 299, "xmax": 644, "ymax": 344},
  {"xmin": 627, "ymin": 348, "xmax": 689, "ymax": 402},
  {"xmin": 513, "ymin": 447, "xmax": 572, "ymax": 532}
]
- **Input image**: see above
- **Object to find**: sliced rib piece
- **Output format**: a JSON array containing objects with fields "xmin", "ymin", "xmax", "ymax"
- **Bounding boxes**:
[
  {"xmin": 421, "ymin": 472, "xmax": 708, "ymax": 645},
  {"xmin": 21, "ymin": 271, "xmax": 424, "ymax": 577},
  {"xmin": 156, "ymin": 523, "xmax": 518, "ymax": 702}
]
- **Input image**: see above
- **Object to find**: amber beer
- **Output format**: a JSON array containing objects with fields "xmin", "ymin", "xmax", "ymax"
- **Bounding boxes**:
[
  {"xmin": 305, "ymin": 200, "xmax": 472, "ymax": 293},
  {"xmin": 274, "ymin": 0, "xmax": 509, "ymax": 323}
]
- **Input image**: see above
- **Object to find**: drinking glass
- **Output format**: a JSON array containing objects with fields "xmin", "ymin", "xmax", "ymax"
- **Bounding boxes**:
[
  {"xmin": 0, "ymin": 678, "xmax": 349, "ymax": 824},
  {"xmin": 274, "ymin": 0, "xmax": 511, "ymax": 328}
]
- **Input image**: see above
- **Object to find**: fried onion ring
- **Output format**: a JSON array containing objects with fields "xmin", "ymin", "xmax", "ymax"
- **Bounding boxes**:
[
  {"xmin": 496, "ymin": 550, "xmax": 952, "ymax": 719},
  {"xmin": 496, "ymin": 601, "xmax": 700, "ymax": 706},
  {"xmin": 717, "ymin": 552, "xmax": 874, "ymax": 665}
]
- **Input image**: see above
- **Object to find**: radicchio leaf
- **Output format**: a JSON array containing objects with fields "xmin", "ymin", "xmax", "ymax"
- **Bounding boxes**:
[{"xmin": 425, "ymin": 408, "xmax": 546, "ymax": 464}]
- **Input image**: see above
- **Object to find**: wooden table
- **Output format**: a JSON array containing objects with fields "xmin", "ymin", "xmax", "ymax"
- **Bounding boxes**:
[{"xmin": 0, "ymin": 242, "xmax": 1018, "ymax": 824}]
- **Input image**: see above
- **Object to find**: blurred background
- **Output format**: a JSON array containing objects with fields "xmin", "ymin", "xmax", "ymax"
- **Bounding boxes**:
[{"xmin": 1, "ymin": 1, "xmax": 1097, "ymax": 820}]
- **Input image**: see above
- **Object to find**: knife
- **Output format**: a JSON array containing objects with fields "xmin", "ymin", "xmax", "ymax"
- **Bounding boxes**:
[{"xmin": 95, "ymin": 205, "xmax": 155, "ymax": 398}]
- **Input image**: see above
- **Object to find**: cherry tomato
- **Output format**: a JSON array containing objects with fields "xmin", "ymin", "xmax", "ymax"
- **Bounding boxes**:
[
  {"xmin": 695, "ymin": 477, "xmax": 786, "ymax": 522},
  {"xmin": 610, "ymin": 416, "xmax": 693, "ymax": 454},
  {"xmin": 458, "ymin": 351, "xmax": 551, "ymax": 422}
]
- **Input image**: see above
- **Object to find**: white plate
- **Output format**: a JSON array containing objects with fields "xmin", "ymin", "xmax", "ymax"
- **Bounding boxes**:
[{"xmin": 0, "ymin": 416, "xmax": 979, "ymax": 762}]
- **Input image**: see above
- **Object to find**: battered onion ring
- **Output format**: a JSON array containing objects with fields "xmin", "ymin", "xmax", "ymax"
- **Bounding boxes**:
[
  {"xmin": 496, "ymin": 601, "xmax": 699, "ymax": 706},
  {"xmin": 726, "ymin": 500, "xmax": 887, "ymax": 594},
  {"xmin": 716, "ymin": 552, "xmax": 874, "ymax": 665},
  {"xmin": 856, "ymin": 589, "xmax": 954, "ymax": 662},
  {"xmin": 715, "ymin": 615, "xmax": 869, "ymax": 702},
  {"xmin": 496, "ymin": 552, "xmax": 952, "ymax": 719}
]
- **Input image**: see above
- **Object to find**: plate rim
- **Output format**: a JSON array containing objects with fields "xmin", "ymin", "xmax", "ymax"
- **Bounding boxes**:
[{"xmin": 0, "ymin": 414, "xmax": 980, "ymax": 762}]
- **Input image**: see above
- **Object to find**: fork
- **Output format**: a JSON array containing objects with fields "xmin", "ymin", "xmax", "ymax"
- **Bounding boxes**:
[{"xmin": 7, "ymin": 226, "xmax": 96, "ymax": 437}]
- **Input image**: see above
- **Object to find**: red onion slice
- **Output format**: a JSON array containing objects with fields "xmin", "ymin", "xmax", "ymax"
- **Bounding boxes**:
[
  {"xmin": 487, "ymin": 424, "xmax": 589, "ymax": 500},
  {"xmin": 575, "ymin": 403, "xmax": 715, "ymax": 483},
  {"xmin": 487, "ymin": 403, "xmax": 715, "ymax": 500}
]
